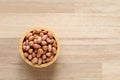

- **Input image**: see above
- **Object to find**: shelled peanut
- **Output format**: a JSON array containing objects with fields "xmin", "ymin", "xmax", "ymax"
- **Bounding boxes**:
[{"xmin": 22, "ymin": 29, "xmax": 57, "ymax": 65}]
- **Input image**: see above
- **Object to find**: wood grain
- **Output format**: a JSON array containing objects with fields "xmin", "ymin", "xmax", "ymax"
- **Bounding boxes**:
[{"xmin": 0, "ymin": 0, "xmax": 120, "ymax": 80}]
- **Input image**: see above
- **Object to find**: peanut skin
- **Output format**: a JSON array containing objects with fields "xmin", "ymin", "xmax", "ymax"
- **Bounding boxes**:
[
  {"xmin": 42, "ymin": 46, "xmax": 47, "ymax": 51},
  {"xmin": 28, "ymin": 49, "xmax": 33, "ymax": 54},
  {"xmin": 41, "ymin": 41, "xmax": 47, "ymax": 45},
  {"xmin": 32, "ymin": 57, "xmax": 38, "ymax": 64},
  {"xmin": 52, "ymin": 47, "xmax": 57, "ymax": 54},
  {"xmin": 28, "ymin": 55, "xmax": 32, "ymax": 60},
  {"xmin": 38, "ymin": 58, "xmax": 42, "ymax": 65},
  {"xmin": 42, "ymin": 55, "xmax": 47, "ymax": 60},
  {"xmin": 46, "ymin": 52, "xmax": 52, "ymax": 57},
  {"xmin": 48, "ymin": 44, "xmax": 52, "ymax": 52},
  {"xmin": 22, "ymin": 45, "xmax": 26, "ymax": 51},
  {"xmin": 38, "ymin": 49, "xmax": 44, "ymax": 55},
  {"xmin": 42, "ymin": 35, "xmax": 47, "ymax": 41},
  {"xmin": 24, "ymin": 52, "xmax": 29, "ymax": 57},
  {"xmin": 33, "ymin": 44, "xmax": 41, "ymax": 49}
]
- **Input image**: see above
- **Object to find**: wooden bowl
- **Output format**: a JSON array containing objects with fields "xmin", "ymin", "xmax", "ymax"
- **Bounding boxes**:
[{"xmin": 19, "ymin": 27, "xmax": 60, "ymax": 68}]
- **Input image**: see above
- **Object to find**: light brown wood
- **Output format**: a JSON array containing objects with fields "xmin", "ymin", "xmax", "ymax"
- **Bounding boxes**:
[{"xmin": 0, "ymin": 0, "xmax": 120, "ymax": 80}]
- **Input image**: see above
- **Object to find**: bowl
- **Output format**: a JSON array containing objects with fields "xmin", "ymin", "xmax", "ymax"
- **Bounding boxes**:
[{"xmin": 19, "ymin": 27, "xmax": 60, "ymax": 68}]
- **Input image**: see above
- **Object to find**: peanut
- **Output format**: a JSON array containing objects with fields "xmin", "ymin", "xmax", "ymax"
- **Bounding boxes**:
[
  {"xmin": 38, "ymin": 49, "xmax": 44, "ymax": 55},
  {"xmin": 32, "ymin": 52, "xmax": 36, "ymax": 57},
  {"xmin": 42, "ymin": 46, "xmax": 47, "ymax": 51},
  {"xmin": 32, "ymin": 57, "xmax": 38, "ymax": 64},
  {"xmin": 34, "ymin": 39, "xmax": 38, "ymax": 44},
  {"xmin": 37, "ymin": 37, "xmax": 42, "ymax": 43},
  {"xmin": 42, "ymin": 55, "xmax": 47, "ymax": 60},
  {"xmin": 52, "ymin": 42, "xmax": 57, "ymax": 48},
  {"xmin": 28, "ymin": 49, "xmax": 33, "ymax": 54},
  {"xmin": 46, "ymin": 55, "xmax": 53, "ymax": 62},
  {"xmin": 29, "ymin": 36, "xmax": 34, "ymax": 41},
  {"xmin": 22, "ymin": 45, "xmax": 26, "ymax": 51},
  {"xmin": 42, "ymin": 30, "xmax": 48, "ymax": 34},
  {"xmin": 46, "ymin": 52, "xmax": 52, "ymax": 57},
  {"xmin": 46, "ymin": 38, "xmax": 51, "ymax": 43},
  {"xmin": 42, "ymin": 59, "xmax": 46, "ymax": 64},
  {"xmin": 38, "ymin": 58, "xmax": 42, "ymax": 65},
  {"xmin": 26, "ymin": 32, "xmax": 32, "ymax": 38},
  {"xmin": 48, "ymin": 44, "xmax": 52, "ymax": 52},
  {"xmin": 39, "ymin": 32, "xmax": 44, "ymax": 37},
  {"xmin": 25, "ymin": 40, "xmax": 29, "ymax": 45},
  {"xmin": 33, "ymin": 44, "xmax": 41, "ymax": 49},
  {"xmin": 29, "ymin": 41, "xmax": 34, "ymax": 46},
  {"xmin": 28, "ymin": 55, "xmax": 32, "ymax": 60},
  {"xmin": 48, "ymin": 32, "xmax": 53, "ymax": 39},
  {"xmin": 41, "ymin": 41, "xmax": 47, "ymax": 45},
  {"xmin": 36, "ymin": 29, "xmax": 41, "ymax": 34},
  {"xmin": 50, "ymin": 39, "xmax": 54, "ymax": 44},
  {"xmin": 52, "ymin": 47, "xmax": 57, "ymax": 54},
  {"xmin": 42, "ymin": 35, "xmax": 47, "ymax": 40},
  {"xmin": 26, "ymin": 45, "xmax": 30, "ymax": 51},
  {"xmin": 24, "ymin": 52, "xmax": 29, "ymax": 57},
  {"xmin": 37, "ymin": 53, "xmax": 41, "ymax": 58}
]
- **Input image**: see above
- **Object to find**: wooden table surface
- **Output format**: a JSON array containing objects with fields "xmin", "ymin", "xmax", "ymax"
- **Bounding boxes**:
[{"xmin": 0, "ymin": 0, "xmax": 120, "ymax": 80}]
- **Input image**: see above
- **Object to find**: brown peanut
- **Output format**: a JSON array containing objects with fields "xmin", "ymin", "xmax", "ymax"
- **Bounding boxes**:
[
  {"xmin": 24, "ymin": 52, "xmax": 29, "ymax": 57},
  {"xmin": 42, "ymin": 35, "xmax": 47, "ymax": 40},
  {"xmin": 52, "ymin": 47, "xmax": 57, "ymax": 54},
  {"xmin": 32, "ymin": 52, "xmax": 36, "ymax": 57},
  {"xmin": 28, "ymin": 55, "xmax": 32, "ymax": 60},
  {"xmin": 22, "ymin": 45, "xmax": 26, "ymax": 51},
  {"xmin": 36, "ymin": 29, "xmax": 41, "ymax": 34},
  {"xmin": 29, "ymin": 41, "xmax": 34, "ymax": 46},
  {"xmin": 48, "ymin": 44, "xmax": 52, "ymax": 52},
  {"xmin": 41, "ymin": 41, "xmax": 47, "ymax": 45},
  {"xmin": 33, "ymin": 44, "xmax": 41, "ymax": 49},
  {"xmin": 26, "ymin": 32, "xmax": 32, "ymax": 38},
  {"xmin": 42, "ymin": 55, "xmax": 47, "ymax": 60},
  {"xmin": 52, "ymin": 42, "xmax": 57, "ymax": 48},
  {"xmin": 42, "ymin": 30, "xmax": 48, "ymax": 34},
  {"xmin": 42, "ymin": 59, "xmax": 46, "ymax": 64},
  {"xmin": 38, "ymin": 58, "xmax": 42, "ymax": 64},
  {"xmin": 46, "ymin": 55, "xmax": 53, "ymax": 62},
  {"xmin": 39, "ymin": 32, "xmax": 44, "ymax": 37},
  {"xmin": 50, "ymin": 39, "xmax": 54, "ymax": 44},
  {"xmin": 28, "ymin": 49, "xmax": 33, "ymax": 54},
  {"xmin": 37, "ymin": 53, "xmax": 41, "ymax": 58},
  {"xmin": 48, "ymin": 32, "xmax": 53, "ymax": 39},
  {"xmin": 26, "ymin": 45, "xmax": 30, "ymax": 51},
  {"xmin": 50, "ymin": 55, "xmax": 54, "ymax": 60},
  {"xmin": 42, "ymin": 46, "xmax": 47, "ymax": 51},
  {"xmin": 25, "ymin": 40, "xmax": 29, "ymax": 45},
  {"xmin": 46, "ymin": 52, "xmax": 52, "ymax": 57},
  {"xmin": 34, "ymin": 39, "xmax": 38, "ymax": 44},
  {"xmin": 37, "ymin": 37, "xmax": 42, "ymax": 43},
  {"xmin": 29, "ymin": 36, "xmax": 34, "ymax": 41},
  {"xmin": 38, "ymin": 49, "xmax": 44, "ymax": 55},
  {"xmin": 32, "ymin": 57, "xmax": 38, "ymax": 64},
  {"xmin": 46, "ymin": 38, "xmax": 51, "ymax": 43}
]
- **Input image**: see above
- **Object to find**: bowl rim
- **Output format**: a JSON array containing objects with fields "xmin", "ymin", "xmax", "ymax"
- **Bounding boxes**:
[{"xmin": 19, "ymin": 27, "xmax": 60, "ymax": 68}]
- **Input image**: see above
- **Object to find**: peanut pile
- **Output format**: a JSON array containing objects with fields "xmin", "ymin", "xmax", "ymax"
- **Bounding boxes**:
[{"xmin": 22, "ymin": 29, "xmax": 57, "ymax": 65}]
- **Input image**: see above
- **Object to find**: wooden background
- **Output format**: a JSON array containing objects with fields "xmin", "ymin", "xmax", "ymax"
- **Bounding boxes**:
[{"xmin": 0, "ymin": 0, "xmax": 120, "ymax": 80}]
